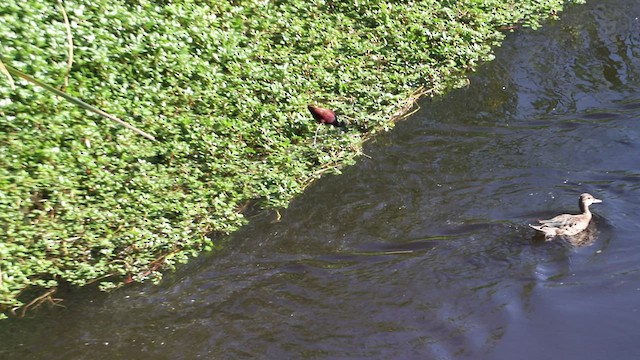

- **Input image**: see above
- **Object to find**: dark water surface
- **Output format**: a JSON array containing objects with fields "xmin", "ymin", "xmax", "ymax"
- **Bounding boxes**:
[{"xmin": 3, "ymin": 1, "xmax": 640, "ymax": 359}]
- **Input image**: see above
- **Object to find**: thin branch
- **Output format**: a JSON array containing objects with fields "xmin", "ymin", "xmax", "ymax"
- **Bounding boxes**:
[
  {"xmin": 3, "ymin": 62, "xmax": 156, "ymax": 141},
  {"xmin": 83, "ymin": 271, "xmax": 119, "ymax": 286},
  {"xmin": 57, "ymin": 0, "xmax": 74, "ymax": 90},
  {"xmin": 0, "ymin": 59, "xmax": 15, "ymax": 89},
  {"xmin": 12, "ymin": 287, "xmax": 64, "ymax": 318}
]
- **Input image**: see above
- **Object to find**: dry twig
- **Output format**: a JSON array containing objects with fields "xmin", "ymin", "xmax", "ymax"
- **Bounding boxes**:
[
  {"xmin": 0, "ymin": 59, "xmax": 15, "ymax": 89},
  {"xmin": 3, "ymin": 62, "xmax": 156, "ymax": 141},
  {"xmin": 57, "ymin": 0, "xmax": 74, "ymax": 90},
  {"xmin": 12, "ymin": 287, "xmax": 64, "ymax": 318}
]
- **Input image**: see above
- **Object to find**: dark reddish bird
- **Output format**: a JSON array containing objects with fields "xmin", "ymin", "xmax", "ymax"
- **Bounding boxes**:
[{"xmin": 308, "ymin": 105, "xmax": 345, "ymax": 128}]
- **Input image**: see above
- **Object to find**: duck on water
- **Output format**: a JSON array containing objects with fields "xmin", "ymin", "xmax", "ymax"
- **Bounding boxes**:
[{"xmin": 529, "ymin": 193, "xmax": 602, "ymax": 240}]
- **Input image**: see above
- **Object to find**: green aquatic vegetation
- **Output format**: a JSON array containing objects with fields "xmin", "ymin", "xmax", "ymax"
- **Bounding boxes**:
[
  {"xmin": 2, "ymin": 61, "xmax": 156, "ymax": 140},
  {"xmin": 0, "ymin": 0, "xmax": 583, "ymax": 318}
]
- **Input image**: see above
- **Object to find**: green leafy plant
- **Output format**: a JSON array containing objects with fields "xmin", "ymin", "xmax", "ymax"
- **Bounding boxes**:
[
  {"xmin": 2, "ymin": 60, "xmax": 155, "ymax": 140},
  {"xmin": 0, "ymin": 0, "xmax": 584, "ymax": 318}
]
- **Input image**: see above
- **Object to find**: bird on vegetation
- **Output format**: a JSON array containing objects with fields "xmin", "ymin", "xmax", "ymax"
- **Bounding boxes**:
[
  {"xmin": 529, "ymin": 193, "xmax": 602, "ymax": 239},
  {"xmin": 308, "ymin": 105, "xmax": 346, "ymax": 145},
  {"xmin": 308, "ymin": 105, "xmax": 345, "ymax": 128}
]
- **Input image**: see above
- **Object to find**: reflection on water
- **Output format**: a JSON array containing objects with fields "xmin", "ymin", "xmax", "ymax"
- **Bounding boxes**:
[{"xmin": 3, "ymin": 1, "xmax": 640, "ymax": 359}]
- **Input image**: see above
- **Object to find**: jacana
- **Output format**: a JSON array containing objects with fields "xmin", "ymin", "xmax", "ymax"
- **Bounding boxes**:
[{"xmin": 307, "ymin": 105, "xmax": 345, "ymax": 128}]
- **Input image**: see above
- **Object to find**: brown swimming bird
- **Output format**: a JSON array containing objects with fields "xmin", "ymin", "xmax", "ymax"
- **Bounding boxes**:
[{"xmin": 529, "ymin": 193, "xmax": 602, "ymax": 239}]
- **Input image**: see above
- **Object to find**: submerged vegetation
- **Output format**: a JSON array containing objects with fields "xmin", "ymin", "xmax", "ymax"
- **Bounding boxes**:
[{"xmin": 0, "ymin": 0, "xmax": 582, "ymax": 318}]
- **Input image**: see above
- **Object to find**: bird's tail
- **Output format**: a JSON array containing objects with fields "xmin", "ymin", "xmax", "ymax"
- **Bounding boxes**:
[
  {"xmin": 529, "ymin": 224, "xmax": 555, "ymax": 239},
  {"xmin": 528, "ymin": 224, "xmax": 543, "ymax": 231}
]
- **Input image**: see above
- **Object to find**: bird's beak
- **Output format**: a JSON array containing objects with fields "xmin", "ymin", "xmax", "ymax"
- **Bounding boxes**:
[{"xmin": 593, "ymin": 198, "xmax": 603, "ymax": 203}]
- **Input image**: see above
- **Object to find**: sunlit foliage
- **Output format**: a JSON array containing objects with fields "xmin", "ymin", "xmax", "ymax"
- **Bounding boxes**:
[{"xmin": 0, "ymin": 0, "xmax": 582, "ymax": 317}]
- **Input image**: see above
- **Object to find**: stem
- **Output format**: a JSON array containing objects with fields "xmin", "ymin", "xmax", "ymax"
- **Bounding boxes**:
[
  {"xmin": 3, "ymin": 62, "xmax": 156, "ymax": 141},
  {"xmin": 57, "ymin": 0, "xmax": 74, "ymax": 90},
  {"xmin": 0, "ymin": 59, "xmax": 15, "ymax": 89}
]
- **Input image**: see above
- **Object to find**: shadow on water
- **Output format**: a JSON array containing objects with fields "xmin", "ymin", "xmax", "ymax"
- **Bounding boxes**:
[{"xmin": 3, "ymin": 1, "xmax": 640, "ymax": 359}]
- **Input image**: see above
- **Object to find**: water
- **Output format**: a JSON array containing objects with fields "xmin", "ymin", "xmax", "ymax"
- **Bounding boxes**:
[{"xmin": 2, "ymin": 1, "xmax": 640, "ymax": 359}]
